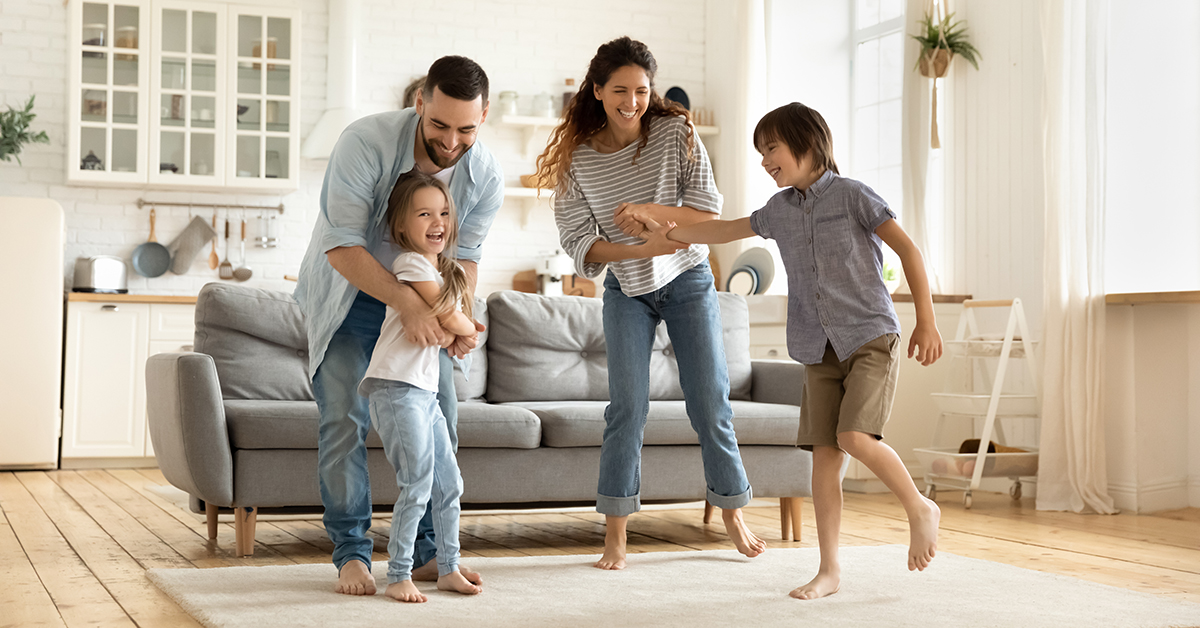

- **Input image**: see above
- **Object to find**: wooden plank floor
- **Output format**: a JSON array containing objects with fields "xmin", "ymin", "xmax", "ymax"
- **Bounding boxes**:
[{"xmin": 1, "ymin": 469, "xmax": 1198, "ymax": 627}]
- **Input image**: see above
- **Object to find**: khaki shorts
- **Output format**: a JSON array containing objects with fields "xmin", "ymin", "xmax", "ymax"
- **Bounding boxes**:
[{"xmin": 798, "ymin": 333, "xmax": 900, "ymax": 451}]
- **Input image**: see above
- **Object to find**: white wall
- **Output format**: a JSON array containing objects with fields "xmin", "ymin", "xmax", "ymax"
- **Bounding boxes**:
[
  {"xmin": 0, "ymin": 0, "xmax": 710, "ymax": 297},
  {"xmin": 1105, "ymin": 0, "xmax": 1200, "ymax": 294},
  {"xmin": 939, "ymin": 0, "xmax": 1045, "ymax": 333}
]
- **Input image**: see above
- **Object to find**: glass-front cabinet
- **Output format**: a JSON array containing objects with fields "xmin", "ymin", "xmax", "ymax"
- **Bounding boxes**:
[
  {"xmin": 68, "ymin": 0, "xmax": 300, "ymax": 191},
  {"xmin": 69, "ymin": 0, "xmax": 151, "ymax": 184}
]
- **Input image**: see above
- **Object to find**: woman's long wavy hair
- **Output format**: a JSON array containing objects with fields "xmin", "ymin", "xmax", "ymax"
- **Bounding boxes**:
[
  {"xmin": 536, "ymin": 36, "xmax": 693, "ymax": 190},
  {"xmin": 385, "ymin": 171, "xmax": 473, "ymax": 319}
]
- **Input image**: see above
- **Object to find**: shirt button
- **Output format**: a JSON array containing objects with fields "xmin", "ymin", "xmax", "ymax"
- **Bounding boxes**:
[
  {"xmin": 663, "ymin": 348, "xmax": 671, "ymax": 356},
  {"xmin": 808, "ymin": 237, "xmax": 813, "ymax": 244},
  {"xmin": 812, "ymin": 266, "xmax": 817, "ymax": 272},
  {"xmin": 296, "ymin": 350, "xmax": 306, "ymax": 357},
  {"xmin": 816, "ymin": 292, "xmax": 821, "ymax": 299},
  {"xmin": 580, "ymin": 351, "xmax": 588, "ymax": 358}
]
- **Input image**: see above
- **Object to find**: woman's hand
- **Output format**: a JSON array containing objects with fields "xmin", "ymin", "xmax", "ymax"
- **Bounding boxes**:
[
  {"xmin": 614, "ymin": 203, "xmax": 657, "ymax": 238},
  {"xmin": 639, "ymin": 220, "xmax": 688, "ymax": 257}
]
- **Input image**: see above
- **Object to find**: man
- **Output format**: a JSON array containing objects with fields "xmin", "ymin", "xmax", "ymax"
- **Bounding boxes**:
[{"xmin": 294, "ymin": 55, "xmax": 503, "ymax": 596}]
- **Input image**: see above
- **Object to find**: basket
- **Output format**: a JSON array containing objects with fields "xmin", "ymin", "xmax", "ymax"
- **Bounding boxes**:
[{"xmin": 915, "ymin": 446, "xmax": 1039, "ymax": 479}]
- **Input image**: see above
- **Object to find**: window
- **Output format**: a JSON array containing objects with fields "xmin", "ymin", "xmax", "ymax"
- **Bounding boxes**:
[{"xmin": 851, "ymin": 0, "xmax": 905, "ymax": 273}]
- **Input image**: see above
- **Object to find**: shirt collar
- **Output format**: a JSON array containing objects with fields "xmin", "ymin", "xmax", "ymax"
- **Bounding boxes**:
[{"xmin": 808, "ymin": 169, "xmax": 836, "ymax": 198}]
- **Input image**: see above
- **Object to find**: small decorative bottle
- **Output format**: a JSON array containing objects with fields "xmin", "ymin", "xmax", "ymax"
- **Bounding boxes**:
[{"xmin": 561, "ymin": 78, "xmax": 576, "ymax": 116}]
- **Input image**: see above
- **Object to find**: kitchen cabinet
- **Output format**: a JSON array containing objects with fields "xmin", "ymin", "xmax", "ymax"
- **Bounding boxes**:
[
  {"xmin": 62, "ymin": 297, "xmax": 196, "ymax": 467},
  {"xmin": 67, "ymin": 0, "xmax": 300, "ymax": 191}
]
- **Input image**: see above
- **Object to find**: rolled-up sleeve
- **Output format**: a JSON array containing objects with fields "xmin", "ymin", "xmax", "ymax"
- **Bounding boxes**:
[
  {"xmin": 554, "ymin": 174, "xmax": 605, "ymax": 279},
  {"xmin": 456, "ymin": 168, "xmax": 504, "ymax": 263},
  {"xmin": 678, "ymin": 122, "xmax": 723, "ymax": 216},
  {"xmin": 851, "ymin": 180, "xmax": 897, "ymax": 232},
  {"xmin": 318, "ymin": 130, "xmax": 382, "ymax": 254},
  {"xmin": 749, "ymin": 206, "xmax": 773, "ymax": 239}
]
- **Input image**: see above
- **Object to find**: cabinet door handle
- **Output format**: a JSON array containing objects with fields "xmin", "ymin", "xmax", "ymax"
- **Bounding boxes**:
[{"xmin": 101, "ymin": 305, "xmax": 119, "ymax": 312}]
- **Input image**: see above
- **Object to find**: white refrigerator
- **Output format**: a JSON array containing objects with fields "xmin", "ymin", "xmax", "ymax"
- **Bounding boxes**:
[{"xmin": 0, "ymin": 197, "xmax": 64, "ymax": 469}]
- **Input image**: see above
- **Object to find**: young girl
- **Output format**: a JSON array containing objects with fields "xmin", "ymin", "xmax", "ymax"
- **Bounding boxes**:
[
  {"xmin": 359, "ymin": 171, "xmax": 483, "ymax": 603},
  {"xmin": 648, "ymin": 102, "xmax": 943, "ymax": 599}
]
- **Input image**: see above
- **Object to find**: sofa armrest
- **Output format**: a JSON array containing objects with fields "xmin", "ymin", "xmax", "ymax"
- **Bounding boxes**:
[
  {"xmin": 749, "ymin": 359, "xmax": 806, "ymax": 407},
  {"xmin": 146, "ymin": 352, "xmax": 234, "ymax": 507}
]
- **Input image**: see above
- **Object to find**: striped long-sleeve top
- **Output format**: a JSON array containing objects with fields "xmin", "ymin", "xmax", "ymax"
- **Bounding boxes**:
[{"xmin": 553, "ymin": 114, "xmax": 722, "ymax": 297}]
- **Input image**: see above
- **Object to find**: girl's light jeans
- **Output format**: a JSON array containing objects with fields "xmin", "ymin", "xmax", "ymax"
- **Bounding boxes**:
[
  {"xmin": 365, "ymin": 379, "xmax": 464, "ymax": 583},
  {"xmin": 597, "ymin": 262, "xmax": 753, "ymax": 517}
]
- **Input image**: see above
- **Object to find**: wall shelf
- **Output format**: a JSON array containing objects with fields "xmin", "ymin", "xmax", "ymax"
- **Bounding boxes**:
[
  {"xmin": 503, "ymin": 186, "xmax": 552, "ymax": 227},
  {"xmin": 498, "ymin": 114, "xmax": 719, "ymax": 159}
]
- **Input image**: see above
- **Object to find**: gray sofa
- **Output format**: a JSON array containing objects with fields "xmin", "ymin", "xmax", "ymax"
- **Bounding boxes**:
[{"xmin": 146, "ymin": 283, "xmax": 811, "ymax": 557}]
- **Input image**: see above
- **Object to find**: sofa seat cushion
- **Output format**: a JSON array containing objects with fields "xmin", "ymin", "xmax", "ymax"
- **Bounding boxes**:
[
  {"xmin": 508, "ymin": 400, "xmax": 801, "ymax": 448},
  {"xmin": 225, "ymin": 400, "xmax": 541, "ymax": 450}
]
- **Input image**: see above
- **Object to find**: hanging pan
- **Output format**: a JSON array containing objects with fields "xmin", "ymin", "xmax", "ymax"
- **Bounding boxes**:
[{"xmin": 130, "ymin": 207, "xmax": 171, "ymax": 277}]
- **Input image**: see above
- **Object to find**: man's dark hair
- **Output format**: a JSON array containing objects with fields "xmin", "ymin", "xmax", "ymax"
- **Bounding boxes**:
[{"xmin": 423, "ymin": 56, "xmax": 489, "ymax": 105}]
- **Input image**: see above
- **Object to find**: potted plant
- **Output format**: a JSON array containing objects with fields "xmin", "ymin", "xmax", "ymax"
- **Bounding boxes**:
[
  {"xmin": 0, "ymin": 95, "xmax": 50, "ymax": 165},
  {"xmin": 911, "ymin": 11, "xmax": 981, "ymax": 78}
]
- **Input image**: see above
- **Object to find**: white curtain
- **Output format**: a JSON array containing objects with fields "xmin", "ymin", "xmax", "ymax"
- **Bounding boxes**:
[
  {"xmin": 1036, "ymin": 0, "xmax": 1117, "ymax": 514},
  {"xmin": 899, "ymin": 0, "xmax": 944, "ymax": 294}
]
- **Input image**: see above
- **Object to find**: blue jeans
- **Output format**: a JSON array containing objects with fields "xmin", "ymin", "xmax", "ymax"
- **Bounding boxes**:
[
  {"xmin": 312, "ymin": 291, "xmax": 459, "ymax": 571},
  {"xmin": 365, "ymin": 381, "xmax": 463, "ymax": 583},
  {"xmin": 597, "ymin": 262, "xmax": 753, "ymax": 516}
]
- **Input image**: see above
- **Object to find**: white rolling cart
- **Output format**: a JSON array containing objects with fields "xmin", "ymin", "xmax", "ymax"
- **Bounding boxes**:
[{"xmin": 914, "ymin": 299, "xmax": 1040, "ymax": 509}]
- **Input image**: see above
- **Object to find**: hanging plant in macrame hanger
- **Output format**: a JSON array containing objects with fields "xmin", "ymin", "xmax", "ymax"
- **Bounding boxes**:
[{"xmin": 911, "ymin": 2, "xmax": 980, "ymax": 148}]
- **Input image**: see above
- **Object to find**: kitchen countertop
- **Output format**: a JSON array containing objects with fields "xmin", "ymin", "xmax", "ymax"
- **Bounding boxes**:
[{"xmin": 66, "ymin": 292, "xmax": 198, "ymax": 304}]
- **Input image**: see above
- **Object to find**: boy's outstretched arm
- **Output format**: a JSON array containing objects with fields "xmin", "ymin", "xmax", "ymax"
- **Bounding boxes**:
[
  {"xmin": 651, "ymin": 216, "xmax": 757, "ymax": 245},
  {"xmin": 875, "ymin": 219, "xmax": 943, "ymax": 366}
]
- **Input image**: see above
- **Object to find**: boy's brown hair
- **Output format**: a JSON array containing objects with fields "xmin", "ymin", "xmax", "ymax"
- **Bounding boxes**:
[{"xmin": 753, "ymin": 102, "xmax": 839, "ymax": 175}]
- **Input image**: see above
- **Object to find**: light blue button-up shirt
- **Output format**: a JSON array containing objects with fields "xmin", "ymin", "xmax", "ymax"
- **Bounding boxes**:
[
  {"xmin": 294, "ymin": 108, "xmax": 504, "ymax": 375},
  {"xmin": 749, "ymin": 170, "xmax": 900, "ymax": 364}
]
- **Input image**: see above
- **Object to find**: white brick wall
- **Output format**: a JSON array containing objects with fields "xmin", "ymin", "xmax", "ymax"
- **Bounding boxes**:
[{"xmin": 1, "ymin": 0, "xmax": 708, "ymax": 297}]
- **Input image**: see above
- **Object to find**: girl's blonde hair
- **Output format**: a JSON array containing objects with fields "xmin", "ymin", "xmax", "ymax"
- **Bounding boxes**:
[{"xmin": 385, "ymin": 171, "xmax": 473, "ymax": 319}]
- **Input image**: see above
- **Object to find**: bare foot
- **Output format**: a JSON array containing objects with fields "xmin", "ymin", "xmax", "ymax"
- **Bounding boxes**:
[
  {"xmin": 789, "ymin": 570, "xmax": 840, "ymax": 600},
  {"xmin": 334, "ymin": 559, "xmax": 377, "ymax": 596},
  {"xmin": 722, "ymin": 508, "xmax": 766, "ymax": 558},
  {"xmin": 437, "ymin": 570, "xmax": 483, "ymax": 595},
  {"xmin": 908, "ymin": 496, "xmax": 940, "ymax": 571},
  {"xmin": 413, "ymin": 558, "xmax": 483, "ymax": 585},
  {"xmin": 384, "ymin": 580, "xmax": 426, "ymax": 603},
  {"xmin": 594, "ymin": 532, "xmax": 626, "ymax": 570}
]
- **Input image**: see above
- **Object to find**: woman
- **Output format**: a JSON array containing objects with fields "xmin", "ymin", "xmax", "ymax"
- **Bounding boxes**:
[{"xmin": 537, "ymin": 36, "xmax": 766, "ymax": 570}]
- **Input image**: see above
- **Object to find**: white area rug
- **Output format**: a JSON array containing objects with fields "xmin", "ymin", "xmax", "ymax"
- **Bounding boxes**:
[{"xmin": 148, "ymin": 545, "xmax": 1200, "ymax": 628}]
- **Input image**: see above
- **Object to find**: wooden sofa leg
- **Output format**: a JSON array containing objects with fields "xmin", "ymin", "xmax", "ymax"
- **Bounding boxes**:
[
  {"xmin": 233, "ymin": 507, "xmax": 257, "ymax": 557},
  {"xmin": 779, "ymin": 497, "xmax": 803, "ymax": 542},
  {"xmin": 703, "ymin": 501, "xmax": 715, "ymax": 524},
  {"xmin": 205, "ymin": 502, "xmax": 218, "ymax": 540}
]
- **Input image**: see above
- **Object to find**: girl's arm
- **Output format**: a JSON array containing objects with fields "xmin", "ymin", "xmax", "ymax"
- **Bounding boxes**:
[
  {"xmin": 875, "ymin": 219, "xmax": 943, "ymax": 366},
  {"xmin": 658, "ymin": 216, "xmax": 757, "ymax": 245},
  {"xmin": 406, "ymin": 280, "xmax": 478, "ymax": 337}
]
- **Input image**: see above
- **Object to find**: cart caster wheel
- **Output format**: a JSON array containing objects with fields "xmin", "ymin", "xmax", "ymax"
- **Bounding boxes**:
[
  {"xmin": 923, "ymin": 485, "xmax": 937, "ymax": 501},
  {"xmin": 1010, "ymin": 482, "xmax": 1022, "ymax": 501},
  {"xmin": 963, "ymin": 492, "xmax": 973, "ymax": 509}
]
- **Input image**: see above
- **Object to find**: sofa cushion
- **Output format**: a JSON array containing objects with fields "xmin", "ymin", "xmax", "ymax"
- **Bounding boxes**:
[
  {"xmin": 484, "ymin": 290, "xmax": 752, "ymax": 403},
  {"xmin": 508, "ymin": 400, "xmax": 800, "ymax": 448},
  {"xmin": 195, "ymin": 284, "xmax": 314, "ymax": 401},
  {"xmin": 224, "ymin": 399, "xmax": 541, "ymax": 450}
]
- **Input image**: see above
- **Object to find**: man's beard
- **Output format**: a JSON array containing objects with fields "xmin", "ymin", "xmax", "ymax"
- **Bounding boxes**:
[{"xmin": 420, "ymin": 121, "xmax": 467, "ymax": 170}]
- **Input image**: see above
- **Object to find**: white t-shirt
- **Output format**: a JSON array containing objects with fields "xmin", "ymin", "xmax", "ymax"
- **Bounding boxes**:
[
  {"xmin": 372, "ymin": 165, "xmax": 457, "ymax": 270},
  {"xmin": 360, "ymin": 252, "xmax": 444, "ymax": 393}
]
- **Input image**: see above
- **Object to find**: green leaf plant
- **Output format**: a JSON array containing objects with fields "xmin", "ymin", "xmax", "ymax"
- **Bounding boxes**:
[
  {"xmin": 911, "ymin": 12, "xmax": 981, "ymax": 71},
  {"xmin": 0, "ymin": 95, "xmax": 51, "ymax": 165}
]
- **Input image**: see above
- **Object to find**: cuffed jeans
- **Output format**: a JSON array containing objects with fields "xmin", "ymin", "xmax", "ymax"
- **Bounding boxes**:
[
  {"xmin": 597, "ymin": 262, "xmax": 753, "ymax": 516},
  {"xmin": 366, "ymin": 381, "xmax": 463, "ymax": 583},
  {"xmin": 312, "ymin": 291, "xmax": 459, "ymax": 571}
]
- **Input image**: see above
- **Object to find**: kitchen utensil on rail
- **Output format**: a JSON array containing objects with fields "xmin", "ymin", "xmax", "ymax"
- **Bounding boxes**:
[
  {"xmin": 233, "ymin": 218, "xmax": 253, "ymax": 281},
  {"xmin": 208, "ymin": 212, "xmax": 219, "ymax": 269},
  {"xmin": 130, "ymin": 207, "xmax": 171, "ymax": 277},
  {"xmin": 167, "ymin": 214, "xmax": 217, "ymax": 274},
  {"xmin": 218, "ymin": 219, "xmax": 234, "ymax": 279}
]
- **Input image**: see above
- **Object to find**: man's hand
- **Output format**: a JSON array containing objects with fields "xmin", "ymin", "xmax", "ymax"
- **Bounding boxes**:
[
  {"xmin": 908, "ymin": 322, "xmax": 943, "ymax": 366},
  {"xmin": 398, "ymin": 307, "xmax": 447, "ymax": 347},
  {"xmin": 447, "ymin": 320, "xmax": 486, "ymax": 359},
  {"xmin": 614, "ymin": 203, "xmax": 657, "ymax": 238}
]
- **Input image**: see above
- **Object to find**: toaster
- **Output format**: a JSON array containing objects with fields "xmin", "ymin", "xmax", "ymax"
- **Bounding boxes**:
[{"xmin": 73, "ymin": 255, "xmax": 129, "ymax": 293}]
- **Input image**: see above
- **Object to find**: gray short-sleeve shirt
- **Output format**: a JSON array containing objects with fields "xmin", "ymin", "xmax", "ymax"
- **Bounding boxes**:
[{"xmin": 749, "ymin": 170, "xmax": 901, "ymax": 364}]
